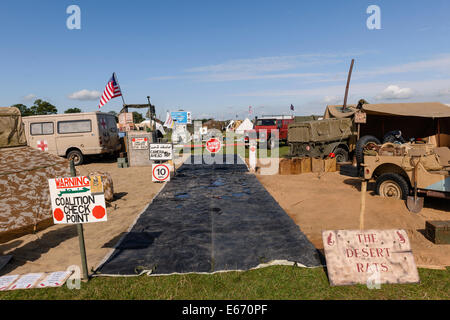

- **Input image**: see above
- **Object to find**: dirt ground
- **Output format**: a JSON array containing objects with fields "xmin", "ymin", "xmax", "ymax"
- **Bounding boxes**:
[
  {"xmin": 1, "ymin": 155, "xmax": 448, "ymax": 276},
  {"xmin": 0, "ymin": 155, "xmax": 188, "ymax": 276},
  {"xmin": 257, "ymin": 171, "xmax": 450, "ymax": 269}
]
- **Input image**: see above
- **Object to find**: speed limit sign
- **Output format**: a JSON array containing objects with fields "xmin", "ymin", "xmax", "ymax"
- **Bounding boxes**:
[{"xmin": 152, "ymin": 163, "xmax": 171, "ymax": 182}]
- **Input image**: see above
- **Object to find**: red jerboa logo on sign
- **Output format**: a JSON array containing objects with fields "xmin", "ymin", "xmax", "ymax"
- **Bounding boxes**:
[{"xmin": 206, "ymin": 138, "xmax": 221, "ymax": 153}]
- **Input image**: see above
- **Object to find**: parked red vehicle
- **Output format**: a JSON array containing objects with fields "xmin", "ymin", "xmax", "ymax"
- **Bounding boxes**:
[{"xmin": 245, "ymin": 115, "xmax": 294, "ymax": 149}]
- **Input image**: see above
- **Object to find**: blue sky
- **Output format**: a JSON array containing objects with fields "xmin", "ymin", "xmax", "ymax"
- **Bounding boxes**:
[{"xmin": 1, "ymin": 0, "xmax": 450, "ymax": 120}]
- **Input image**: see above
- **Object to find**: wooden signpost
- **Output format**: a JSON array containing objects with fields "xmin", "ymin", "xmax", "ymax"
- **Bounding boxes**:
[{"xmin": 322, "ymin": 229, "xmax": 420, "ymax": 286}]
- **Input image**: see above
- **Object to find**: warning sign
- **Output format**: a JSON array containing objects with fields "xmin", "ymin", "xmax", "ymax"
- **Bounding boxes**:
[
  {"xmin": 322, "ymin": 229, "xmax": 420, "ymax": 286},
  {"xmin": 131, "ymin": 137, "xmax": 149, "ymax": 150},
  {"xmin": 152, "ymin": 163, "xmax": 171, "ymax": 182},
  {"xmin": 149, "ymin": 143, "xmax": 173, "ymax": 160},
  {"xmin": 48, "ymin": 176, "xmax": 107, "ymax": 224}
]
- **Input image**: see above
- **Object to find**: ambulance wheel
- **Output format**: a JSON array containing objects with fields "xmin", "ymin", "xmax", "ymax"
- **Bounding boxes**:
[{"xmin": 67, "ymin": 149, "xmax": 84, "ymax": 166}]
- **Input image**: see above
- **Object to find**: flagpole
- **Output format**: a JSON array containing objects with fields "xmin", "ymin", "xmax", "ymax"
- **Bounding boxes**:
[{"xmin": 114, "ymin": 72, "xmax": 127, "ymax": 107}]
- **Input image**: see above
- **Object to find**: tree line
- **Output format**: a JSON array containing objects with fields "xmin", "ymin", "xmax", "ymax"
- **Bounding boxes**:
[{"xmin": 11, "ymin": 99, "xmax": 145, "ymax": 123}]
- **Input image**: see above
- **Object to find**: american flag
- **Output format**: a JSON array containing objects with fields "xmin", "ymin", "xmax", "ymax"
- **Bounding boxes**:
[
  {"xmin": 98, "ymin": 73, "xmax": 122, "ymax": 109},
  {"xmin": 163, "ymin": 111, "xmax": 174, "ymax": 128}
]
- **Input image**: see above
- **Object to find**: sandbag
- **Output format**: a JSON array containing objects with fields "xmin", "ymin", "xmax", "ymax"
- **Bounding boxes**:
[{"xmin": 87, "ymin": 171, "xmax": 114, "ymax": 201}]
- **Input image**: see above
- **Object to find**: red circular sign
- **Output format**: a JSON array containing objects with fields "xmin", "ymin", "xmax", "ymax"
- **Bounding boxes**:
[
  {"xmin": 152, "ymin": 164, "xmax": 170, "ymax": 181},
  {"xmin": 53, "ymin": 208, "xmax": 64, "ymax": 221},
  {"xmin": 206, "ymin": 138, "xmax": 221, "ymax": 153},
  {"xmin": 92, "ymin": 206, "xmax": 106, "ymax": 219}
]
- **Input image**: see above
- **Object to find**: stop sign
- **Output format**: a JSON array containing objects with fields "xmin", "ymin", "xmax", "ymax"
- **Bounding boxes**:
[{"xmin": 206, "ymin": 138, "xmax": 221, "ymax": 153}]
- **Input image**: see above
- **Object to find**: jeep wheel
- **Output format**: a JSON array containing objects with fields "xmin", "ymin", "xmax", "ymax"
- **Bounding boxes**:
[
  {"xmin": 355, "ymin": 135, "xmax": 381, "ymax": 165},
  {"xmin": 376, "ymin": 173, "xmax": 409, "ymax": 200},
  {"xmin": 67, "ymin": 149, "xmax": 84, "ymax": 166},
  {"xmin": 334, "ymin": 147, "xmax": 349, "ymax": 163}
]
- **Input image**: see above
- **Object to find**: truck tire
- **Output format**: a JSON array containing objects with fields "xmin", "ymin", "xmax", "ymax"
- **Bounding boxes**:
[
  {"xmin": 67, "ymin": 149, "xmax": 84, "ymax": 166},
  {"xmin": 334, "ymin": 147, "xmax": 349, "ymax": 163},
  {"xmin": 356, "ymin": 135, "xmax": 380, "ymax": 165},
  {"xmin": 376, "ymin": 173, "xmax": 409, "ymax": 200}
]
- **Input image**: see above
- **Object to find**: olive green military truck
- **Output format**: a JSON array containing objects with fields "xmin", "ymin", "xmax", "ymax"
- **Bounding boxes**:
[{"xmin": 288, "ymin": 117, "xmax": 359, "ymax": 163}]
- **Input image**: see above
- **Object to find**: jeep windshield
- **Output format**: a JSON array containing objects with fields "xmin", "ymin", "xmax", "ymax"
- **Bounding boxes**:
[{"xmin": 256, "ymin": 119, "xmax": 276, "ymax": 126}]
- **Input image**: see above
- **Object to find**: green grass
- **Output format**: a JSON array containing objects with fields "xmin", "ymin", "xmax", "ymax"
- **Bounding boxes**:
[{"xmin": 0, "ymin": 266, "xmax": 448, "ymax": 300}]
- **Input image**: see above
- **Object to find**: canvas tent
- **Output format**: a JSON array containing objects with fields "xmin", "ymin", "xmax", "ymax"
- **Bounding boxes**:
[
  {"xmin": 235, "ymin": 118, "xmax": 254, "ymax": 135},
  {"xmin": 324, "ymin": 102, "xmax": 450, "ymax": 147},
  {"xmin": 0, "ymin": 107, "xmax": 71, "ymax": 243}
]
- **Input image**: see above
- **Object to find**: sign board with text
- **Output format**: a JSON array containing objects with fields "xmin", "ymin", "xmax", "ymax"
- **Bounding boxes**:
[
  {"xmin": 171, "ymin": 111, "xmax": 192, "ymax": 124},
  {"xmin": 131, "ymin": 137, "xmax": 149, "ymax": 150},
  {"xmin": 48, "ymin": 176, "xmax": 107, "ymax": 224},
  {"xmin": 322, "ymin": 229, "xmax": 419, "ymax": 286},
  {"xmin": 149, "ymin": 143, "xmax": 173, "ymax": 160}
]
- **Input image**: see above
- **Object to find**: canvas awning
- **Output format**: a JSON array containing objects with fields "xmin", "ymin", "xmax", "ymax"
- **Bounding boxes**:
[
  {"xmin": 324, "ymin": 102, "xmax": 450, "ymax": 119},
  {"xmin": 362, "ymin": 102, "xmax": 450, "ymax": 118}
]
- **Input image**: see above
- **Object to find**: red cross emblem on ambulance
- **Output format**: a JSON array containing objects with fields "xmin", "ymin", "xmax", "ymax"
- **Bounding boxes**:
[
  {"xmin": 37, "ymin": 140, "xmax": 48, "ymax": 151},
  {"xmin": 100, "ymin": 118, "xmax": 107, "ymax": 130}
]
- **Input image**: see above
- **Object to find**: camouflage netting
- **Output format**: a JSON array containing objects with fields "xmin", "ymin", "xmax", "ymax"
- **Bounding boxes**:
[
  {"xmin": 0, "ymin": 107, "xmax": 27, "ymax": 148},
  {"xmin": 0, "ymin": 146, "xmax": 71, "ymax": 243}
]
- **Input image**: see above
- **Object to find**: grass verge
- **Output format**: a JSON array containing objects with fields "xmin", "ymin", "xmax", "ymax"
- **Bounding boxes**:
[{"xmin": 0, "ymin": 266, "xmax": 448, "ymax": 300}]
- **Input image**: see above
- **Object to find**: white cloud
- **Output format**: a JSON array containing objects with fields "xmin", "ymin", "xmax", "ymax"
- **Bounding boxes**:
[
  {"xmin": 68, "ymin": 89, "xmax": 102, "ymax": 101},
  {"xmin": 23, "ymin": 94, "xmax": 36, "ymax": 102},
  {"xmin": 361, "ymin": 54, "xmax": 450, "ymax": 77},
  {"xmin": 149, "ymin": 51, "xmax": 369, "ymax": 82},
  {"xmin": 376, "ymin": 85, "xmax": 414, "ymax": 100},
  {"xmin": 323, "ymin": 95, "xmax": 342, "ymax": 104},
  {"xmin": 438, "ymin": 88, "xmax": 450, "ymax": 96}
]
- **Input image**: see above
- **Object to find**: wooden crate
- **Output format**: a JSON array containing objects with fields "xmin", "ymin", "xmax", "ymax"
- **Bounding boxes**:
[
  {"xmin": 425, "ymin": 221, "xmax": 450, "ymax": 244},
  {"xmin": 300, "ymin": 157, "xmax": 311, "ymax": 173},
  {"xmin": 311, "ymin": 157, "xmax": 324, "ymax": 173},
  {"xmin": 324, "ymin": 158, "xmax": 337, "ymax": 172},
  {"xmin": 279, "ymin": 158, "xmax": 291, "ymax": 175}
]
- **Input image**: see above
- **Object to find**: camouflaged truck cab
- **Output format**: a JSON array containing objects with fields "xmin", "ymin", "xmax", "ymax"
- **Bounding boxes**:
[{"xmin": 287, "ymin": 117, "xmax": 357, "ymax": 163}]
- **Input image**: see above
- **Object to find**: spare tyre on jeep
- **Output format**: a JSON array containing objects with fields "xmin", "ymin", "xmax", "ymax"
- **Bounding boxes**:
[{"xmin": 355, "ymin": 135, "xmax": 381, "ymax": 165}]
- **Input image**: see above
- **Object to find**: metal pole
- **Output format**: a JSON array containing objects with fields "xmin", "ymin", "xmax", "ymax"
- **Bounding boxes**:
[
  {"xmin": 147, "ymin": 96, "xmax": 154, "ymax": 132},
  {"xmin": 114, "ymin": 72, "xmax": 127, "ymax": 107},
  {"xmin": 343, "ymin": 59, "xmax": 354, "ymax": 109},
  {"xmin": 70, "ymin": 160, "xmax": 89, "ymax": 281}
]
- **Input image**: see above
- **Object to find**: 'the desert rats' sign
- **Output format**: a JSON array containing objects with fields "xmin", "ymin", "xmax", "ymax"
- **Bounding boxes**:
[
  {"xmin": 48, "ymin": 176, "xmax": 107, "ymax": 224},
  {"xmin": 322, "ymin": 229, "xmax": 420, "ymax": 286}
]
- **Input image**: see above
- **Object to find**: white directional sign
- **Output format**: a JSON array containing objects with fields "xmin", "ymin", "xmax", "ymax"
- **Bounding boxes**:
[
  {"xmin": 152, "ymin": 163, "xmax": 171, "ymax": 182},
  {"xmin": 149, "ymin": 143, "xmax": 173, "ymax": 160},
  {"xmin": 48, "ymin": 176, "xmax": 107, "ymax": 224}
]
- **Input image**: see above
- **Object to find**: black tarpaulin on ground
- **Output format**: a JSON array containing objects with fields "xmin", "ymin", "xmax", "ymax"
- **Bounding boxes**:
[{"xmin": 97, "ymin": 155, "xmax": 321, "ymax": 275}]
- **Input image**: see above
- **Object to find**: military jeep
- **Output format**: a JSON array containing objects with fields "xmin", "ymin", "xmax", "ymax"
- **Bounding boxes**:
[
  {"xmin": 362, "ymin": 142, "xmax": 450, "ymax": 200},
  {"xmin": 288, "ymin": 118, "xmax": 358, "ymax": 163}
]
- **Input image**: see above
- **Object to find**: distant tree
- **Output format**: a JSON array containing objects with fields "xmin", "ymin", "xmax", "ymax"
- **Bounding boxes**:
[
  {"xmin": 29, "ymin": 99, "xmax": 58, "ymax": 115},
  {"xmin": 132, "ymin": 111, "xmax": 144, "ymax": 124},
  {"xmin": 108, "ymin": 111, "xmax": 118, "ymax": 117},
  {"xmin": 11, "ymin": 103, "xmax": 33, "ymax": 116},
  {"xmin": 64, "ymin": 107, "xmax": 82, "ymax": 113}
]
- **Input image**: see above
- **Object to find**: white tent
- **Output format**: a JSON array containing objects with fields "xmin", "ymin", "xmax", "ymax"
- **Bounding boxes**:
[
  {"xmin": 137, "ymin": 120, "xmax": 166, "ymax": 135},
  {"xmin": 235, "ymin": 118, "xmax": 253, "ymax": 135}
]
